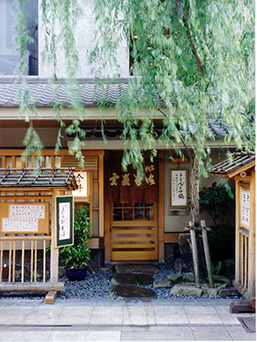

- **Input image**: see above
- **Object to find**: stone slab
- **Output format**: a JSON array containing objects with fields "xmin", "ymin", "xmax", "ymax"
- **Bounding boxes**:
[
  {"xmin": 111, "ymin": 273, "xmax": 153, "ymax": 286},
  {"xmin": 109, "ymin": 285, "xmax": 157, "ymax": 299},
  {"xmin": 114, "ymin": 264, "xmax": 159, "ymax": 275},
  {"xmin": 167, "ymin": 273, "xmax": 183, "ymax": 283},
  {"xmin": 170, "ymin": 284, "xmax": 202, "ymax": 297},
  {"xmin": 153, "ymin": 279, "xmax": 173, "ymax": 288}
]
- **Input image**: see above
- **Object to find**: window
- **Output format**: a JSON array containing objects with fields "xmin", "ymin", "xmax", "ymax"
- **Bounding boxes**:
[{"xmin": 0, "ymin": 0, "xmax": 38, "ymax": 75}]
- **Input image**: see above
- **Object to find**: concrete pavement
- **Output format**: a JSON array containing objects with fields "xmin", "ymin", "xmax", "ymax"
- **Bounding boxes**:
[{"xmin": 0, "ymin": 298, "xmax": 255, "ymax": 341}]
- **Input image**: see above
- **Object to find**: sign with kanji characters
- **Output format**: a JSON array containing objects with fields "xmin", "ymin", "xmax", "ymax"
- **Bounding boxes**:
[
  {"xmin": 72, "ymin": 171, "xmax": 89, "ymax": 202},
  {"xmin": 107, "ymin": 157, "xmax": 158, "ymax": 203},
  {"xmin": 0, "ymin": 203, "xmax": 49, "ymax": 234},
  {"xmin": 170, "ymin": 169, "xmax": 188, "ymax": 207},
  {"xmin": 56, "ymin": 196, "xmax": 74, "ymax": 248},
  {"xmin": 240, "ymin": 188, "xmax": 250, "ymax": 228}
]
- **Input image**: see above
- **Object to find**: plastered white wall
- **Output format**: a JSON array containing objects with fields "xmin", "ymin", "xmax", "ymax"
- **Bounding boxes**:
[
  {"xmin": 38, "ymin": 0, "xmax": 129, "ymax": 78},
  {"xmin": 164, "ymin": 150, "xmax": 235, "ymax": 232}
]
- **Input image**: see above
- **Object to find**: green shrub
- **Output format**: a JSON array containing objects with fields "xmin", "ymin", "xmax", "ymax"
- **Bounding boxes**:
[
  {"xmin": 199, "ymin": 182, "xmax": 234, "ymax": 225},
  {"xmin": 59, "ymin": 206, "xmax": 91, "ymax": 269}
]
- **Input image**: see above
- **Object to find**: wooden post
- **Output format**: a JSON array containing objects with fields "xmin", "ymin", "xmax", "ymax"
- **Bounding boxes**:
[
  {"xmin": 50, "ymin": 190, "xmax": 59, "ymax": 285},
  {"xmin": 248, "ymin": 169, "xmax": 255, "ymax": 296},
  {"xmin": 235, "ymin": 180, "xmax": 240, "ymax": 283},
  {"xmin": 158, "ymin": 151, "xmax": 165, "ymax": 262},
  {"xmin": 201, "ymin": 220, "xmax": 214, "ymax": 288},
  {"xmin": 190, "ymin": 158, "xmax": 200, "ymax": 227},
  {"xmin": 189, "ymin": 221, "xmax": 200, "ymax": 288}
]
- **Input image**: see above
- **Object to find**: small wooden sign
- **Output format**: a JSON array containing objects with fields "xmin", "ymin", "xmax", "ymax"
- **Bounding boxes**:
[
  {"xmin": 56, "ymin": 196, "xmax": 74, "ymax": 248},
  {"xmin": 240, "ymin": 188, "xmax": 250, "ymax": 229},
  {"xmin": 0, "ymin": 203, "xmax": 49, "ymax": 234},
  {"xmin": 72, "ymin": 171, "xmax": 89, "ymax": 202}
]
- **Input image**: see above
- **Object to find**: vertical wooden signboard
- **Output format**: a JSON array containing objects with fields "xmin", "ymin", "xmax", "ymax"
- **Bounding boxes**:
[{"xmin": 56, "ymin": 196, "xmax": 74, "ymax": 248}]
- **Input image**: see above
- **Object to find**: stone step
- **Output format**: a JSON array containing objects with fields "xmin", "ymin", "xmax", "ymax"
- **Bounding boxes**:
[
  {"xmin": 109, "ymin": 285, "xmax": 157, "ymax": 299},
  {"xmin": 114, "ymin": 264, "xmax": 159, "ymax": 275},
  {"xmin": 110, "ymin": 273, "xmax": 153, "ymax": 286}
]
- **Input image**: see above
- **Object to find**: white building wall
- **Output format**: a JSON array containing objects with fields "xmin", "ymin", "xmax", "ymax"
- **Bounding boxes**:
[
  {"xmin": 164, "ymin": 150, "xmax": 235, "ymax": 233},
  {"xmin": 38, "ymin": 0, "xmax": 129, "ymax": 78}
]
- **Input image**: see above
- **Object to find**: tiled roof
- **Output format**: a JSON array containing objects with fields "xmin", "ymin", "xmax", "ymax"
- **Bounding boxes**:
[
  {"xmin": 69, "ymin": 120, "xmax": 229, "ymax": 140},
  {"xmin": 0, "ymin": 77, "xmax": 144, "ymax": 107},
  {"xmin": 0, "ymin": 168, "xmax": 77, "ymax": 189},
  {"xmin": 211, "ymin": 151, "xmax": 255, "ymax": 176},
  {"xmin": 0, "ymin": 77, "xmax": 229, "ymax": 139}
]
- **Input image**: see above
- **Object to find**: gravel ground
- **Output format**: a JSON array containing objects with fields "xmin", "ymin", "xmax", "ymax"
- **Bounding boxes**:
[{"xmin": 0, "ymin": 264, "xmax": 241, "ymax": 301}]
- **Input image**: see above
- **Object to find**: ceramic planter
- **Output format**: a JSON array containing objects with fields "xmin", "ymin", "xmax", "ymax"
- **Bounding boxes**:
[{"xmin": 65, "ymin": 267, "xmax": 87, "ymax": 281}]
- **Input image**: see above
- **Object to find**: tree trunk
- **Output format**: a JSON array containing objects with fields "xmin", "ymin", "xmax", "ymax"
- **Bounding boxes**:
[{"xmin": 190, "ymin": 157, "xmax": 200, "ymax": 227}]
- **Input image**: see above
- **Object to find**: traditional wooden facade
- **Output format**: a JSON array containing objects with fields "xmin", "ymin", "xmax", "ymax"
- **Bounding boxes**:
[
  {"xmin": 0, "ymin": 78, "xmax": 239, "ymax": 265},
  {"xmin": 0, "ymin": 167, "xmax": 77, "ymax": 303},
  {"xmin": 212, "ymin": 152, "xmax": 255, "ymax": 310}
]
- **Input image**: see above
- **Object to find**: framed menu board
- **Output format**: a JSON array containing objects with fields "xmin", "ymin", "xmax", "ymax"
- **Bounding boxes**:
[{"xmin": 0, "ymin": 203, "xmax": 49, "ymax": 234}]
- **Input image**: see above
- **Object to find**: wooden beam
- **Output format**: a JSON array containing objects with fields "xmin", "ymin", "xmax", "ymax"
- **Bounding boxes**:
[
  {"xmin": 0, "ymin": 282, "xmax": 64, "ymax": 293},
  {"xmin": 227, "ymin": 162, "xmax": 255, "ymax": 178},
  {"xmin": 164, "ymin": 233, "xmax": 180, "ymax": 244},
  {"xmin": 234, "ymin": 175, "xmax": 251, "ymax": 181},
  {"xmin": 45, "ymin": 291, "xmax": 58, "ymax": 304}
]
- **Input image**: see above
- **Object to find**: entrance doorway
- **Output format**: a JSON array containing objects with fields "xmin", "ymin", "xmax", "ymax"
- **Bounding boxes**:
[
  {"xmin": 104, "ymin": 151, "xmax": 160, "ymax": 262},
  {"xmin": 111, "ymin": 202, "xmax": 158, "ymax": 261}
]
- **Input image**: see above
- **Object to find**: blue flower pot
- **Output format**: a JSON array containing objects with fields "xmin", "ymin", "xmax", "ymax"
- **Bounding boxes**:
[{"xmin": 65, "ymin": 267, "xmax": 87, "ymax": 281}]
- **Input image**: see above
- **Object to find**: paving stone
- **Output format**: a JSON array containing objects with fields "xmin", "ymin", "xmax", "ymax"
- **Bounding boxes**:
[
  {"xmin": 167, "ymin": 273, "xmax": 183, "ymax": 283},
  {"xmin": 182, "ymin": 272, "xmax": 195, "ymax": 282},
  {"xmin": 114, "ymin": 264, "xmax": 159, "ymax": 275},
  {"xmin": 109, "ymin": 285, "xmax": 157, "ymax": 299},
  {"xmin": 201, "ymin": 285, "xmax": 219, "ymax": 296},
  {"xmin": 170, "ymin": 284, "xmax": 202, "ymax": 297},
  {"xmin": 153, "ymin": 279, "xmax": 173, "ymax": 288},
  {"xmin": 110, "ymin": 273, "xmax": 153, "ymax": 286}
]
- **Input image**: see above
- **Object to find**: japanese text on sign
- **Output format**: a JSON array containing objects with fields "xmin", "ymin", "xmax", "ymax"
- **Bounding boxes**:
[
  {"xmin": 241, "ymin": 189, "xmax": 250, "ymax": 227},
  {"xmin": 58, "ymin": 202, "xmax": 71, "ymax": 240},
  {"xmin": 2, "ymin": 218, "xmax": 38, "ymax": 232},
  {"xmin": 109, "ymin": 165, "xmax": 155, "ymax": 187},
  {"xmin": 9, "ymin": 204, "xmax": 45, "ymax": 219},
  {"xmin": 171, "ymin": 170, "xmax": 187, "ymax": 207}
]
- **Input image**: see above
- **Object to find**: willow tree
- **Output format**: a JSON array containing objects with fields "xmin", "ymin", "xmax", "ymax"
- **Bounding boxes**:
[
  {"xmin": 91, "ymin": 0, "xmax": 255, "ymax": 226},
  {"xmin": 14, "ymin": 0, "xmax": 254, "ymax": 227}
]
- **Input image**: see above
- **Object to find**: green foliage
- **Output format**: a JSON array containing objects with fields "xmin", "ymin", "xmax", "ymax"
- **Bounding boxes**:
[
  {"xmin": 13, "ymin": 0, "xmax": 255, "ymax": 171},
  {"xmin": 199, "ymin": 182, "xmax": 234, "ymax": 225},
  {"xmin": 92, "ymin": 0, "xmax": 255, "ymax": 170},
  {"xmin": 59, "ymin": 206, "xmax": 91, "ymax": 269}
]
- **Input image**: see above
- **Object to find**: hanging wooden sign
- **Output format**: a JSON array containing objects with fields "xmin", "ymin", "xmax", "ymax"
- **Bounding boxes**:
[
  {"xmin": 56, "ymin": 196, "xmax": 74, "ymax": 248},
  {"xmin": 170, "ymin": 169, "xmax": 188, "ymax": 208},
  {"xmin": 240, "ymin": 188, "xmax": 250, "ymax": 229}
]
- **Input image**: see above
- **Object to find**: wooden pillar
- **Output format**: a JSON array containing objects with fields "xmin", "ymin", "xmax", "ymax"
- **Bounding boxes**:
[
  {"xmin": 104, "ymin": 153, "xmax": 111, "ymax": 262},
  {"xmin": 99, "ymin": 153, "xmax": 104, "ymax": 237},
  {"xmin": 190, "ymin": 158, "xmax": 200, "ymax": 227},
  {"xmin": 235, "ymin": 180, "xmax": 240, "ymax": 283},
  {"xmin": 189, "ymin": 222, "xmax": 200, "ymax": 288},
  {"xmin": 248, "ymin": 169, "xmax": 255, "ymax": 296},
  {"xmin": 50, "ymin": 189, "xmax": 59, "ymax": 284},
  {"xmin": 158, "ymin": 151, "xmax": 165, "ymax": 262}
]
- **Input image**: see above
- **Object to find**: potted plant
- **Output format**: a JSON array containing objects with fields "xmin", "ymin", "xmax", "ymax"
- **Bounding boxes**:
[{"xmin": 59, "ymin": 205, "xmax": 91, "ymax": 281}]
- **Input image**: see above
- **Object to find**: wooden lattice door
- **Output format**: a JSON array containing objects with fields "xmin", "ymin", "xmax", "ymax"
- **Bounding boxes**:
[{"xmin": 110, "ymin": 202, "xmax": 158, "ymax": 261}]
